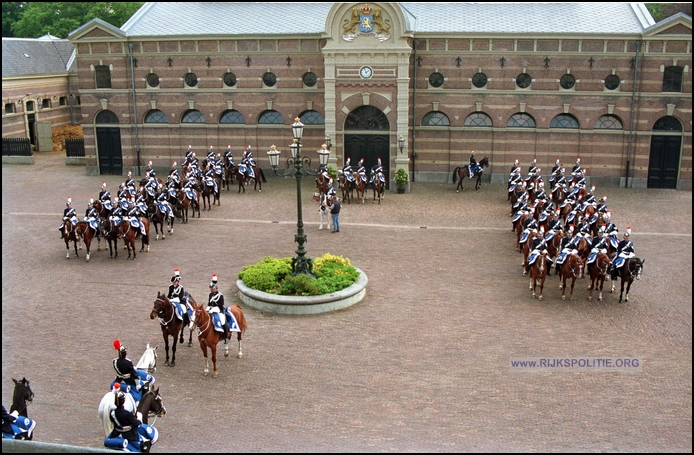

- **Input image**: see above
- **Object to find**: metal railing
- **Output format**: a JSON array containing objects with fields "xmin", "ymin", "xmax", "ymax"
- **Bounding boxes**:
[{"xmin": 2, "ymin": 138, "xmax": 32, "ymax": 156}]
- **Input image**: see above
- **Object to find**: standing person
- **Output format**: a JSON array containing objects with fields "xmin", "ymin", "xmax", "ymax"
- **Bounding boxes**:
[{"xmin": 330, "ymin": 196, "xmax": 341, "ymax": 233}]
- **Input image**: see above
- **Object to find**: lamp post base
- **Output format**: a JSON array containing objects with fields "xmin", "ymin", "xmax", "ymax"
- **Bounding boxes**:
[{"xmin": 291, "ymin": 256, "xmax": 315, "ymax": 277}]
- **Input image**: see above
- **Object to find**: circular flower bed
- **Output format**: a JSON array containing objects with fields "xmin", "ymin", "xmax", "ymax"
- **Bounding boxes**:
[{"xmin": 238, "ymin": 254, "xmax": 358, "ymax": 296}]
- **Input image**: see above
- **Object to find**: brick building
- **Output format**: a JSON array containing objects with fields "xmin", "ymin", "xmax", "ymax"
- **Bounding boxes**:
[
  {"xmin": 2, "ymin": 35, "xmax": 80, "ymax": 151},
  {"xmin": 68, "ymin": 3, "xmax": 691, "ymax": 189}
]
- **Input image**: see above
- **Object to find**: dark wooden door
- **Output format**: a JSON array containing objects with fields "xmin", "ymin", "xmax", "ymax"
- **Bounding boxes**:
[
  {"xmin": 647, "ymin": 136, "xmax": 680, "ymax": 189},
  {"xmin": 96, "ymin": 127, "xmax": 123, "ymax": 175},
  {"xmin": 344, "ymin": 134, "xmax": 390, "ymax": 189}
]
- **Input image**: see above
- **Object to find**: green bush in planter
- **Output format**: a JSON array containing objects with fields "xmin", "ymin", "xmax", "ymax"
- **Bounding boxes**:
[
  {"xmin": 239, "ymin": 253, "xmax": 359, "ymax": 295},
  {"xmin": 395, "ymin": 168, "xmax": 409, "ymax": 187}
]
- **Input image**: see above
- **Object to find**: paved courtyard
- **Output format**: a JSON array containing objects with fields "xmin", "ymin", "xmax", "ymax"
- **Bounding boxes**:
[{"xmin": 2, "ymin": 152, "xmax": 692, "ymax": 452}]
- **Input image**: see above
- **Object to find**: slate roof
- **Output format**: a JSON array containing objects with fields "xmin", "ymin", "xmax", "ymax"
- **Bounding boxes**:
[
  {"xmin": 120, "ymin": 2, "xmax": 654, "ymax": 37},
  {"xmin": 2, "ymin": 37, "xmax": 76, "ymax": 78}
]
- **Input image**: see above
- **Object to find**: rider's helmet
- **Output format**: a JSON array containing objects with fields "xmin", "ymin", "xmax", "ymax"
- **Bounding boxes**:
[
  {"xmin": 66, "ymin": 196, "xmax": 72, "ymax": 207},
  {"xmin": 556, "ymin": 158, "xmax": 560, "ymax": 165},
  {"xmin": 599, "ymin": 224, "xmax": 606, "ymax": 235},
  {"xmin": 114, "ymin": 339, "xmax": 127, "ymax": 359},
  {"xmin": 470, "ymin": 150, "xmax": 475, "ymax": 156},
  {"xmin": 146, "ymin": 161, "xmax": 153, "ymax": 171},
  {"xmin": 209, "ymin": 274, "xmax": 218, "ymax": 289},
  {"xmin": 345, "ymin": 157, "xmax": 350, "ymax": 166},
  {"xmin": 576, "ymin": 157, "xmax": 581, "ymax": 165},
  {"xmin": 127, "ymin": 170, "xmax": 132, "ymax": 178},
  {"xmin": 532, "ymin": 158, "xmax": 537, "ymax": 165},
  {"xmin": 119, "ymin": 182, "xmax": 125, "ymax": 190},
  {"xmin": 568, "ymin": 224, "xmax": 575, "ymax": 234},
  {"xmin": 171, "ymin": 162, "xmax": 177, "ymax": 170},
  {"xmin": 358, "ymin": 158, "xmax": 364, "ymax": 166},
  {"xmin": 624, "ymin": 226, "xmax": 631, "ymax": 238},
  {"xmin": 88, "ymin": 197, "xmax": 94, "ymax": 207},
  {"xmin": 377, "ymin": 158, "xmax": 382, "ymax": 166},
  {"xmin": 514, "ymin": 158, "xmax": 519, "ymax": 166},
  {"xmin": 171, "ymin": 269, "xmax": 181, "ymax": 283},
  {"xmin": 102, "ymin": 182, "xmax": 107, "ymax": 190}
]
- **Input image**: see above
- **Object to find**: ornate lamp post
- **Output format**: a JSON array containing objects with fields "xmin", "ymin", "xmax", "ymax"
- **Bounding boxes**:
[
  {"xmin": 267, "ymin": 118, "xmax": 331, "ymax": 276},
  {"xmin": 398, "ymin": 135, "xmax": 405, "ymax": 154}
]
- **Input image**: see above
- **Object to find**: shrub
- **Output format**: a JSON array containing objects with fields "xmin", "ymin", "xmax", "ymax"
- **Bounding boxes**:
[{"xmin": 239, "ymin": 253, "xmax": 358, "ymax": 295}]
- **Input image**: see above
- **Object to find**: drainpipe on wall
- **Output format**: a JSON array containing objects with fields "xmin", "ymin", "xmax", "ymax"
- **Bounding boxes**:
[
  {"xmin": 625, "ymin": 41, "xmax": 641, "ymax": 188},
  {"xmin": 129, "ymin": 43, "xmax": 141, "ymax": 176},
  {"xmin": 411, "ymin": 39, "xmax": 418, "ymax": 182}
]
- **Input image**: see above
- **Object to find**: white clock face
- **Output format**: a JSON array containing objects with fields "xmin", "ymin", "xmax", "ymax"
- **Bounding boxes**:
[{"xmin": 360, "ymin": 66, "xmax": 373, "ymax": 79}]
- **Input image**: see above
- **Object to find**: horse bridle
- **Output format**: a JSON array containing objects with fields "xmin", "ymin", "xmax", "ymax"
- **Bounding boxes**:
[
  {"xmin": 141, "ymin": 390, "xmax": 165, "ymax": 426},
  {"xmin": 155, "ymin": 297, "xmax": 175, "ymax": 327},
  {"xmin": 192, "ymin": 308, "xmax": 211, "ymax": 336}
]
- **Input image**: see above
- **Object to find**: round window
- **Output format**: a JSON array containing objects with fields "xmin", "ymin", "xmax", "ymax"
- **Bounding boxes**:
[
  {"xmin": 146, "ymin": 73, "xmax": 159, "ymax": 88},
  {"xmin": 302, "ymin": 72, "xmax": 317, "ymax": 87},
  {"xmin": 429, "ymin": 72, "xmax": 444, "ymax": 88},
  {"xmin": 472, "ymin": 72, "xmax": 488, "ymax": 88},
  {"xmin": 184, "ymin": 73, "xmax": 198, "ymax": 87},
  {"xmin": 604, "ymin": 75, "xmax": 620, "ymax": 91},
  {"xmin": 263, "ymin": 72, "xmax": 277, "ymax": 87},
  {"xmin": 223, "ymin": 72, "xmax": 237, "ymax": 87},
  {"xmin": 560, "ymin": 74, "xmax": 576, "ymax": 90},
  {"xmin": 516, "ymin": 73, "xmax": 531, "ymax": 89}
]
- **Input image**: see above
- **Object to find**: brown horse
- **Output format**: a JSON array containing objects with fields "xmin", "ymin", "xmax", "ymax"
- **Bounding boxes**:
[
  {"xmin": 452, "ymin": 157, "xmax": 489, "ymax": 192},
  {"xmin": 316, "ymin": 172, "xmax": 331, "ymax": 196},
  {"xmin": 528, "ymin": 251, "xmax": 549, "ymax": 300},
  {"xmin": 147, "ymin": 203, "xmax": 173, "ymax": 241},
  {"xmin": 176, "ymin": 188, "xmax": 200, "ymax": 223},
  {"xmin": 200, "ymin": 180, "xmax": 218, "ymax": 211},
  {"xmin": 353, "ymin": 172, "xmax": 367, "ymax": 204},
  {"xmin": 75, "ymin": 220, "xmax": 101, "ymax": 262},
  {"xmin": 244, "ymin": 165, "xmax": 266, "ymax": 192},
  {"xmin": 338, "ymin": 173, "xmax": 353, "ymax": 204},
  {"xmin": 609, "ymin": 257, "xmax": 645, "ymax": 303},
  {"xmin": 116, "ymin": 218, "xmax": 150, "ymax": 260},
  {"xmin": 150, "ymin": 293, "xmax": 184, "ymax": 367},
  {"xmin": 558, "ymin": 254, "xmax": 584, "ymax": 301},
  {"xmin": 60, "ymin": 220, "xmax": 81, "ymax": 259},
  {"xmin": 587, "ymin": 252, "xmax": 611, "ymax": 302},
  {"xmin": 101, "ymin": 218, "xmax": 121, "ymax": 259},
  {"xmin": 190, "ymin": 300, "xmax": 248, "ymax": 377},
  {"xmin": 371, "ymin": 173, "xmax": 385, "ymax": 204}
]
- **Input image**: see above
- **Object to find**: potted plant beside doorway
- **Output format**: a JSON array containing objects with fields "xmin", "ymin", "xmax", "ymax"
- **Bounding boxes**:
[{"xmin": 395, "ymin": 168, "xmax": 409, "ymax": 193}]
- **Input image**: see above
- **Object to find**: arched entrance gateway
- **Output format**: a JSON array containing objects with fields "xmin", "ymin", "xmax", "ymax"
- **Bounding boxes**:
[{"xmin": 323, "ymin": 3, "xmax": 411, "ymax": 191}]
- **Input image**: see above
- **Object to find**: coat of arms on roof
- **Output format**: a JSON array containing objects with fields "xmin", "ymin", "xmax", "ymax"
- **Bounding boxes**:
[{"xmin": 343, "ymin": 4, "xmax": 391, "ymax": 42}]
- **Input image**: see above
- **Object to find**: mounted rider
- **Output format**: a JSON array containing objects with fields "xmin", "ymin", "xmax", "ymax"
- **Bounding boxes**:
[
  {"xmin": 112, "ymin": 340, "xmax": 140, "ymax": 389},
  {"xmin": 155, "ymin": 187, "xmax": 174, "ymax": 220},
  {"xmin": 204, "ymin": 162, "xmax": 219, "ymax": 195},
  {"xmin": 124, "ymin": 170, "xmax": 136, "ymax": 191},
  {"xmin": 207, "ymin": 274, "xmax": 230, "ymax": 343},
  {"xmin": 206, "ymin": 145, "xmax": 216, "ymax": 164},
  {"xmin": 526, "ymin": 158, "xmax": 538, "ymax": 176},
  {"xmin": 355, "ymin": 158, "xmax": 367, "ymax": 183},
  {"xmin": 184, "ymin": 145, "xmax": 194, "ymax": 164},
  {"xmin": 108, "ymin": 384, "xmax": 145, "ymax": 447},
  {"xmin": 369, "ymin": 158, "xmax": 385, "ymax": 185},
  {"xmin": 608, "ymin": 227, "xmax": 635, "ymax": 276},
  {"xmin": 571, "ymin": 157, "xmax": 582, "ymax": 175},
  {"xmin": 468, "ymin": 150, "xmax": 481, "ymax": 179},
  {"xmin": 525, "ymin": 227, "xmax": 553, "ymax": 276},
  {"xmin": 510, "ymin": 158, "xmax": 521, "ymax": 175},
  {"xmin": 224, "ymin": 145, "xmax": 235, "ymax": 168},
  {"xmin": 99, "ymin": 182, "xmax": 113, "ymax": 211},
  {"xmin": 586, "ymin": 224, "xmax": 609, "ymax": 275},
  {"xmin": 549, "ymin": 158, "xmax": 563, "ymax": 185},
  {"xmin": 84, "ymin": 197, "xmax": 102, "ymax": 239},
  {"xmin": 167, "ymin": 269, "xmax": 190, "ymax": 327},
  {"xmin": 58, "ymin": 196, "xmax": 78, "ymax": 238},
  {"xmin": 125, "ymin": 199, "xmax": 147, "ymax": 237},
  {"xmin": 554, "ymin": 225, "xmax": 582, "ymax": 275},
  {"xmin": 240, "ymin": 149, "xmax": 256, "ymax": 179},
  {"xmin": 518, "ymin": 209, "xmax": 538, "ymax": 249},
  {"xmin": 342, "ymin": 157, "xmax": 354, "ymax": 183}
]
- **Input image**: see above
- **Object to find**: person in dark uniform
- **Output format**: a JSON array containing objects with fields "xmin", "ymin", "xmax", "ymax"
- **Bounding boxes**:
[
  {"xmin": 469, "ymin": 150, "xmax": 479, "ymax": 177},
  {"xmin": 208, "ymin": 275, "xmax": 229, "ymax": 343},
  {"xmin": 108, "ymin": 385, "xmax": 143, "ymax": 445},
  {"xmin": 112, "ymin": 340, "xmax": 139, "ymax": 388},
  {"xmin": 571, "ymin": 157, "xmax": 582, "ymax": 175},
  {"xmin": 524, "ymin": 228, "xmax": 553, "ymax": 276},
  {"xmin": 59, "ymin": 196, "xmax": 78, "ymax": 238},
  {"xmin": 609, "ymin": 227, "xmax": 635, "ymax": 275},
  {"xmin": 527, "ymin": 158, "xmax": 538, "ymax": 174},
  {"xmin": 2, "ymin": 405, "xmax": 17, "ymax": 435},
  {"xmin": 167, "ymin": 269, "xmax": 189, "ymax": 326},
  {"xmin": 99, "ymin": 182, "xmax": 111, "ymax": 203},
  {"xmin": 343, "ymin": 157, "xmax": 354, "ymax": 183},
  {"xmin": 125, "ymin": 170, "xmax": 135, "ymax": 190},
  {"xmin": 510, "ymin": 158, "xmax": 520, "ymax": 175},
  {"xmin": 84, "ymin": 197, "xmax": 102, "ymax": 239}
]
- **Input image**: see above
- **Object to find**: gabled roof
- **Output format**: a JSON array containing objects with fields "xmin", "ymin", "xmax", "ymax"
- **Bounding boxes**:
[
  {"xmin": 116, "ymin": 2, "xmax": 655, "ymax": 37},
  {"xmin": 642, "ymin": 11, "xmax": 692, "ymax": 36},
  {"xmin": 2, "ymin": 37, "xmax": 76, "ymax": 78}
]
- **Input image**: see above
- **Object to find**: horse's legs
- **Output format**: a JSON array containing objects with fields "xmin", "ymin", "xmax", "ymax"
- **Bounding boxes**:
[
  {"xmin": 598, "ymin": 276, "xmax": 605, "ymax": 302},
  {"xmin": 200, "ymin": 343, "xmax": 209, "ymax": 376},
  {"xmin": 619, "ymin": 278, "xmax": 627, "ymax": 303},
  {"xmin": 170, "ymin": 333, "xmax": 178, "ymax": 367},
  {"xmin": 236, "ymin": 333, "xmax": 243, "ymax": 359},
  {"xmin": 211, "ymin": 344, "xmax": 218, "ymax": 377},
  {"xmin": 163, "ymin": 336, "xmax": 171, "ymax": 366},
  {"xmin": 569, "ymin": 276, "xmax": 577, "ymax": 300},
  {"xmin": 624, "ymin": 279, "xmax": 633, "ymax": 303}
]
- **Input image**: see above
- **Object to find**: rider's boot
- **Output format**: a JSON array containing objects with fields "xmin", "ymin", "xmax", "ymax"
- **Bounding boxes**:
[
  {"xmin": 224, "ymin": 325, "xmax": 230, "ymax": 344},
  {"xmin": 546, "ymin": 260, "xmax": 553, "ymax": 276},
  {"xmin": 182, "ymin": 313, "xmax": 190, "ymax": 327}
]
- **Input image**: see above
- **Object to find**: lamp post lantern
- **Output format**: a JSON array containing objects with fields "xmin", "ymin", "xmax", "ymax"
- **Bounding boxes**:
[
  {"xmin": 267, "ymin": 118, "xmax": 331, "ymax": 276},
  {"xmin": 398, "ymin": 135, "xmax": 405, "ymax": 154}
]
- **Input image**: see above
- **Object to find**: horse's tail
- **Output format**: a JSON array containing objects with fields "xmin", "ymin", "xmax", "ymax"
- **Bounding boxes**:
[
  {"xmin": 259, "ymin": 168, "xmax": 267, "ymax": 183},
  {"xmin": 452, "ymin": 168, "xmax": 460, "ymax": 184},
  {"xmin": 231, "ymin": 304, "xmax": 248, "ymax": 333}
]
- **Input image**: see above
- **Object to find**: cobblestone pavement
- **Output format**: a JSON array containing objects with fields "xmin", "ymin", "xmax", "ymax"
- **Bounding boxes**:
[{"xmin": 2, "ymin": 152, "xmax": 692, "ymax": 452}]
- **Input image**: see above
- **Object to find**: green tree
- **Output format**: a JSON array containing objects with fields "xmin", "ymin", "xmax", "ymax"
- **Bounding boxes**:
[
  {"xmin": 646, "ymin": 3, "xmax": 692, "ymax": 22},
  {"xmin": 2, "ymin": 2, "xmax": 24, "ymax": 37},
  {"xmin": 7, "ymin": 2, "xmax": 143, "ymax": 38}
]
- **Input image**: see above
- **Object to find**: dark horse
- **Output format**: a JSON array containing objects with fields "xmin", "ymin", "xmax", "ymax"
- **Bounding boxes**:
[
  {"xmin": 176, "ymin": 188, "xmax": 200, "ymax": 223},
  {"xmin": 60, "ymin": 220, "xmax": 81, "ymax": 259},
  {"xmin": 190, "ymin": 300, "xmax": 248, "ymax": 377},
  {"xmin": 610, "ymin": 257, "xmax": 645, "ymax": 303},
  {"xmin": 8, "ymin": 377, "xmax": 35, "ymax": 440},
  {"xmin": 371, "ymin": 174, "xmax": 385, "ymax": 204},
  {"xmin": 101, "ymin": 218, "xmax": 120, "ymax": 259},
  {"xmin": 147, "ymin": 203, "xmax": 173, "ymax": 241},
  {"xmin": 116, "ymin": 218, "xmax": 150, "ymax": 260},
  {"xmin": 452, "ymin": 157, "xmax": 490, "ymax": 192},
  {"xmin": 150, "ymin": 293, "xmax": 184, "ymax": 367},
  {"xmin": 137, "ymin": 387, "xmax": 166, "ymax": 425},
  {"xmin": 75, "ymin": 220, "xmax": 101, "ymax": 262},
  {"xmin": 558, "ymin": 254, "xmax": 584, "ymax": 301},
  {"xmin": 587, "ymin": 252, "xmax": 611, "ymax": 302},
  {"xmin": 200, "ymin": 180, "xmax": 220, "ymax": 211},
  {"xmin": 316, "ymin": 172, "xmax": 331, "ymax": 196},
  {"xmin": 235, "ymin": 166, "xmax": 266, "ymax": 193}
]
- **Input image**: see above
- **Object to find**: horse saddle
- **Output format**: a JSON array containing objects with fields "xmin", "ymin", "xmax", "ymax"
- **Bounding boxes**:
[
  {"xmin": 184, "ymin": 189, "xmax": 197, "ymax": 201},
  {"xmin": 103, "ymin": 200, "xmax": 113, "ymax": 211},
  {"xmin": 2, "ymin": 415, "xmax": 35, "ymax": 440},
  {"xmin": 519, "ymin": 231, "xmax": 531, "ymax": 244},
  {"xmin": 129, "ymin": 219, "xmax": 140, "ymax": 229},
  {"xmin": 527, "ymin": 250, "xmax": 543, "ymax": 265},
  {"xmin": 88, "ymin": 219, "xmax": 100, "ymax": 231},
  {"xmin": 204, "ymin": 177, "xmax": 215, "ymax": 187}
]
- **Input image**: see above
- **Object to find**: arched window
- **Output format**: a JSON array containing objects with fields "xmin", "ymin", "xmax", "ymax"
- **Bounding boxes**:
[
  {"xmin": 258, "ymin": 110, "xmax": 284, "ymax": 124},
  {"xmin": 421, "ymin": 111, "xmax": 450, "ymax": 126},
  {"xmin": 507, "ymin": 113, "xmax": 536, "ymax": 128},
  {"xmin": 300, "ymin": 110, "xmax": 325, "ymax": 125},
  {"xmin": 95, "ymin": 110, "xmax": 119, "ymax": 124},
  {"xmin": 464, "ymin": 112, "xmax": 493, "ymax": 127},
  {"xmin": 181, "ymin": 110, "xmax": 206, "ymax": 123},
  {"xmin": 550, "ymin": 114, "xmax": 579, "ymax": 129},
  {"xmin": 344, "ymin": 106, "xmax": 390, "ymax": 130},
  {"xmin": 219, "ymin": 110, "xmax": 245, "ymax": 124},
  {"xmin": 652, "ymin": 116, "xmax": 682, "ymax": 132},
  {"xmin": 594, "ymin": 115, "xmax": 623, "ymax": 130},
  {"xmin": 144, "ymin": 110, "xmax": 168, "ymax": 124}
]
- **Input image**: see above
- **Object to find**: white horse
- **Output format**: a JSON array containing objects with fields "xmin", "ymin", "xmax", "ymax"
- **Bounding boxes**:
[
  {"xmin": 98, "ymin": 344, "xmax": 158, "ymax": 437},
  {"xmin": 317, "ymin": 193, "xmax": 332, "ymax": 231}
]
